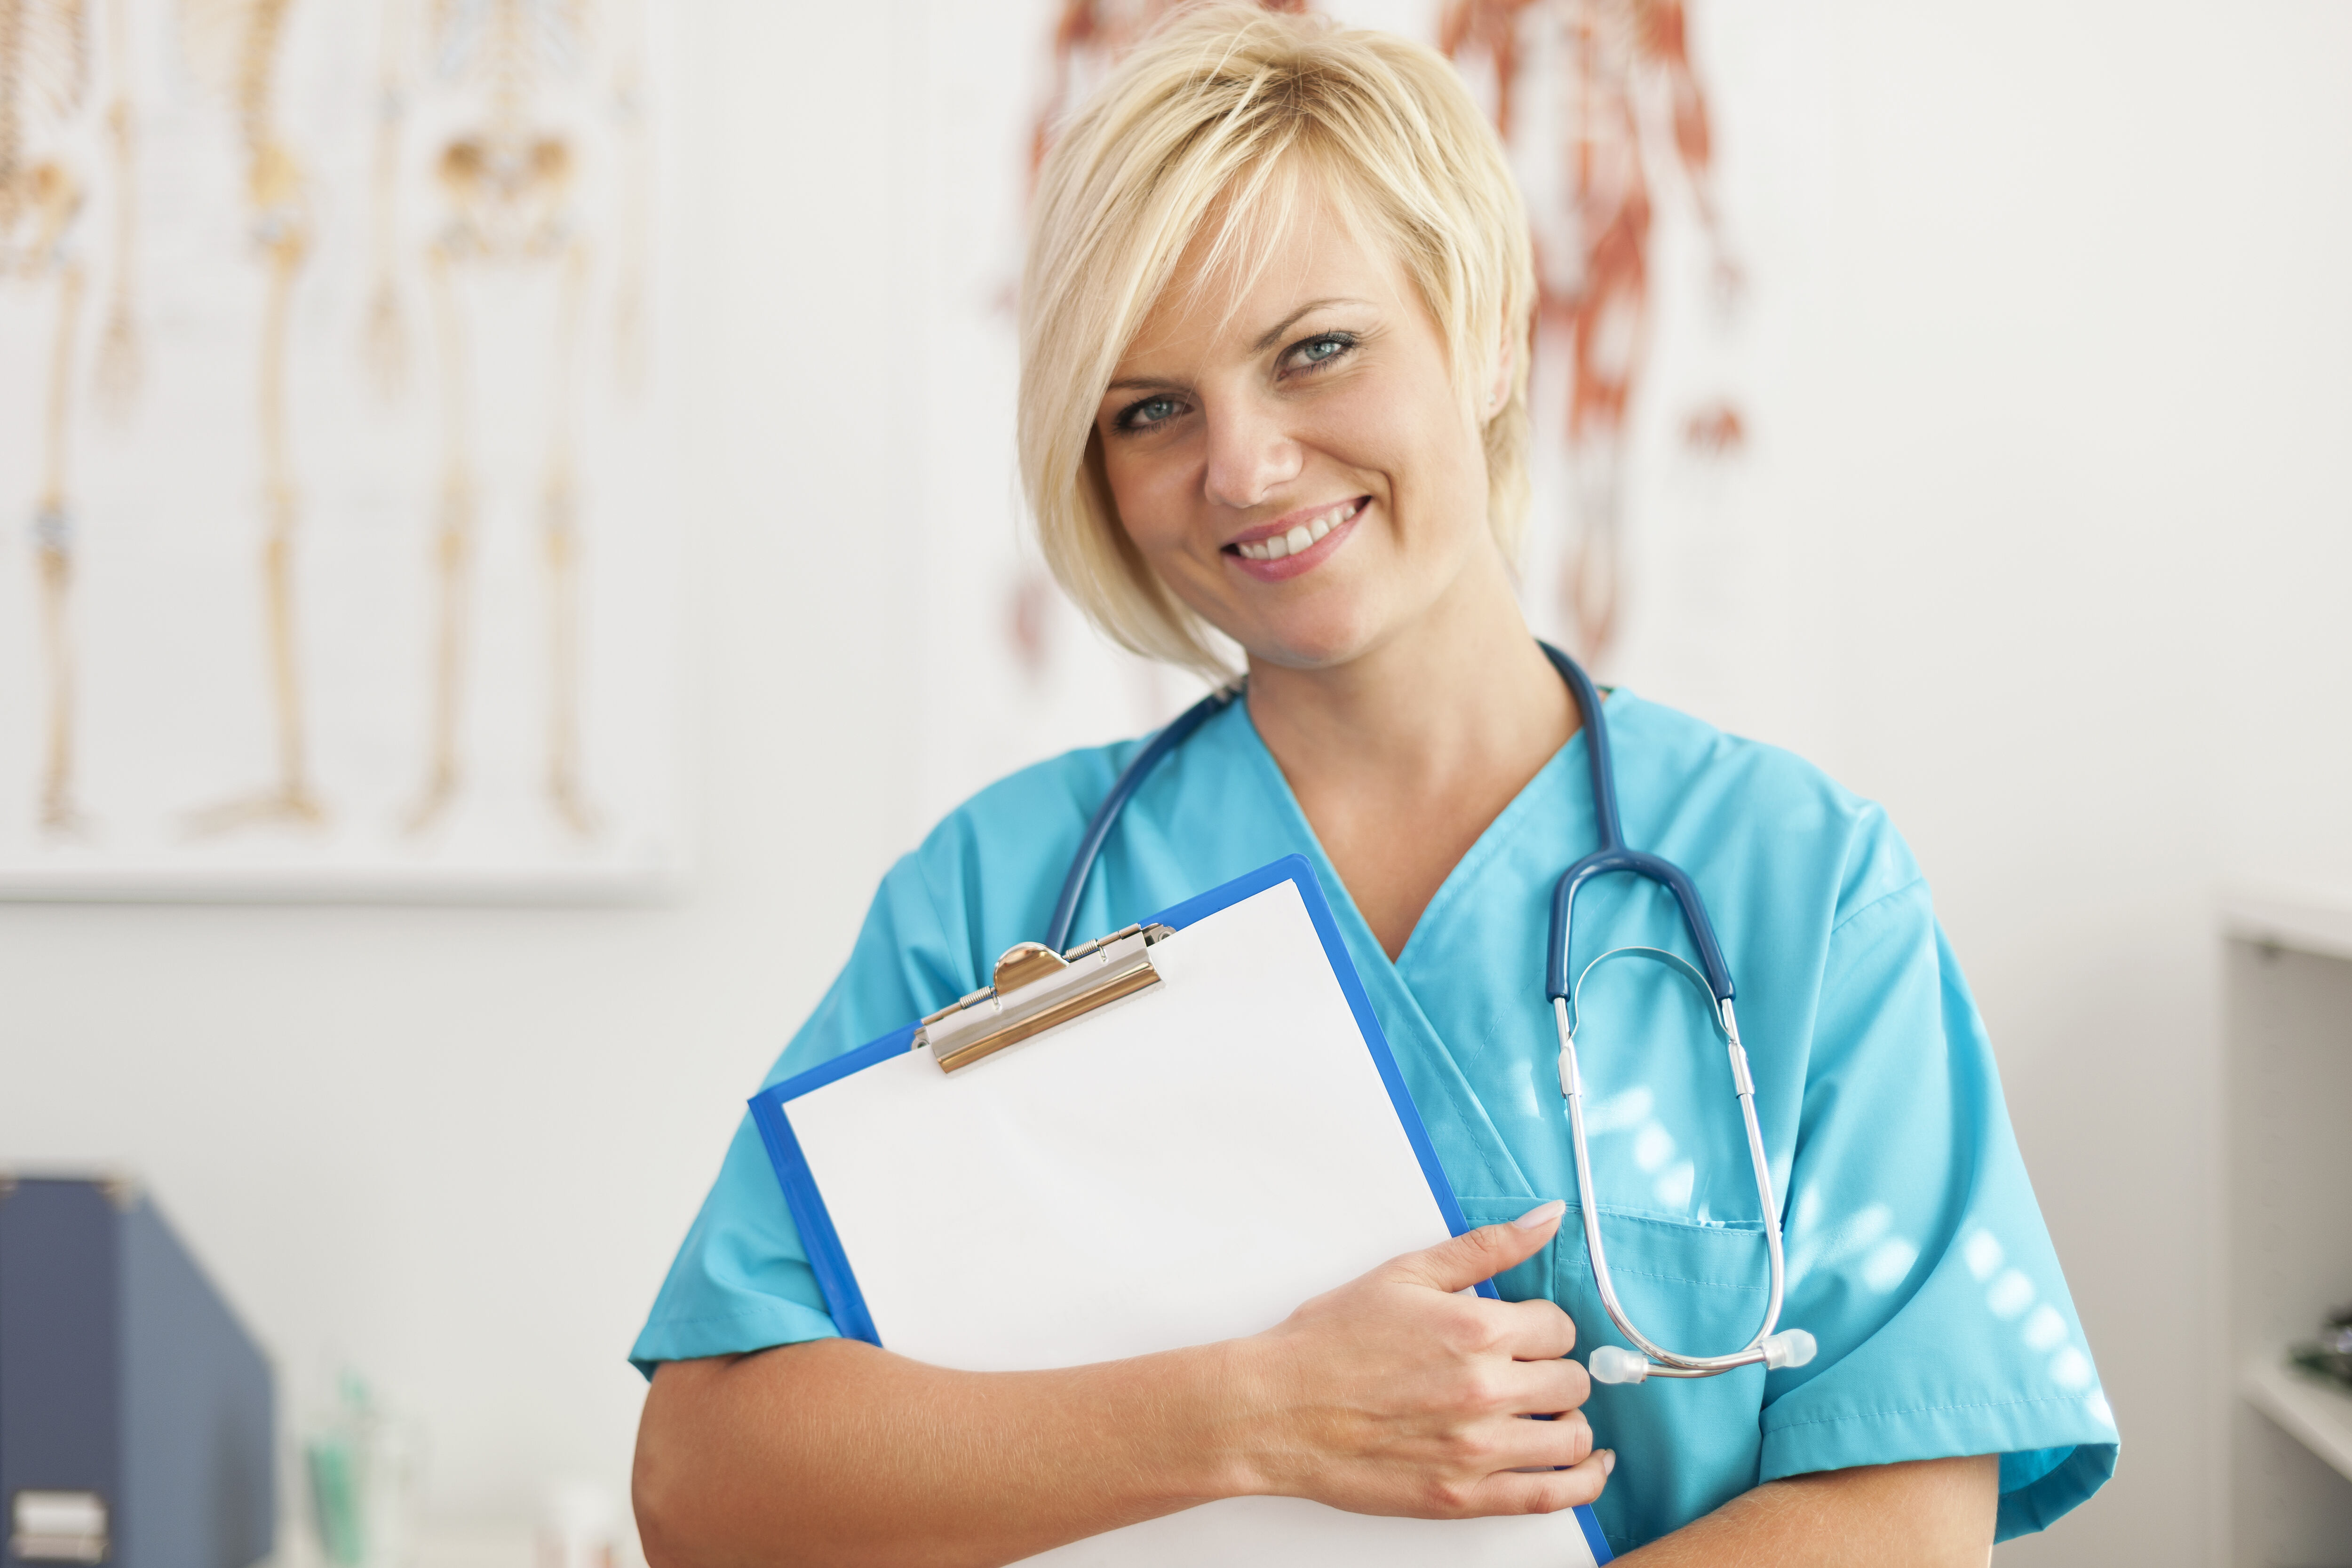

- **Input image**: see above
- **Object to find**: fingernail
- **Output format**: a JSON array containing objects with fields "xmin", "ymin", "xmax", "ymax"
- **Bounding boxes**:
[
  {"xmin": 1513, "ymin": 1199, "xmax": 1567, "ymax": 1229},
  {"xmin": 1600, "ymin": 1449, "xmax": 1616, "ymax": 1475}
]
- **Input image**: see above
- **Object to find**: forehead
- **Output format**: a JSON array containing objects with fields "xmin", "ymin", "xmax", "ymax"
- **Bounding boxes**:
[{"xmin": 1117, "ymin": 172, "xmax": 1411, "ymax": 364}]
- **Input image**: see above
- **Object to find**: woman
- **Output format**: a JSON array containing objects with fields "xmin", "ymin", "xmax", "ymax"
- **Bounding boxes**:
[{"xmin": 629, "ymin": 10, "xmax": 2117, "ymax": 1563}]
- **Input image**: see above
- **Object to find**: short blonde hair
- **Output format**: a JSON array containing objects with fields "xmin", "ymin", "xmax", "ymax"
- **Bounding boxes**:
[{"xmin": 1018, "ymin": 5, "xmax": 1537, "ymax": 677}]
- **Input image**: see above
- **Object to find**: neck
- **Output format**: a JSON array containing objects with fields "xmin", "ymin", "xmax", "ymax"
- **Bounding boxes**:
[
  {"xmin": 1240, "ymin": 545, "xmax": 1576, "ymax": 958},
  {"xmin": 1245, "ymin": 548, "xmax": 1574, "ymax": 793}
]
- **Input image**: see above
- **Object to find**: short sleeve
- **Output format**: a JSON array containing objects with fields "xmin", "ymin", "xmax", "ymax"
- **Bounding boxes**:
[
  {"xmin": 627, "ymin": 854, "xmax": 968, "ymax": 1376},
  {"xmin": 1758, "ymin": 879, "xmax": 2119, "ymax": 1541}
]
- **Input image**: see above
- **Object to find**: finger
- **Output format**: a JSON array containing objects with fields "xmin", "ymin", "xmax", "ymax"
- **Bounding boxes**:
[
  {"xmin": 1495, "ymin": 1354, "xmax": 1591, "ymax": 1417},
  {"xmin": 1385, "ymin": 1200, "xmax": 1565, "ymax": 1295},
  {"xmin": 1462, "ymin": 1446, "xmax": 1614, "ymax": 1518},
  {"xmin": 1489, "ymin": 1295, "xmax": 1578, "ymax": 1361},
  {"xmin": 1494, "ymin": 1408, "xmax": 1595, "ymax": 1472}
]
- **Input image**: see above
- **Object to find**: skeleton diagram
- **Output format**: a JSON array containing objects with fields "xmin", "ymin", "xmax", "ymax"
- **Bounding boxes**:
[
  {"xmin": 3, "ymin": 0, "xmax": 138, "ymax": 834},
  {"xmin": 370, "ymin": 0, "xmax": 631, "ymax": 840},
  {"xmin": 1440, "ymin": 0, "xmax": 1738, "ymax": 664},
  {"xmin": 179, "ymin": 0, "xmax": 323, "ymax": 833}
]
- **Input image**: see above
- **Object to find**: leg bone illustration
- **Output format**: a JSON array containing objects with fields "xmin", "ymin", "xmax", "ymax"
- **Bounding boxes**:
[
  {"xmin": 3, "ymin": 0, "xmax": 103, "ymax": 834},
  {"xmin": 181, "ymin": 0, "xmax": 325, "ymax": 835}
]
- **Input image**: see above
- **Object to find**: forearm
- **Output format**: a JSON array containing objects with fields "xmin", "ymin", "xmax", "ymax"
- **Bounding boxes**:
[
  {"xmin": 633, "ymin": 1338, "xmax": 1253, "ymax": 1568},
  {"xmin": 1615, "ymin": 1454, "xmax": 1997, "ymax": 1568},
  {"xmin": 633, "ymin": 1213, "xmax": 1608, "ymax": 1564}
]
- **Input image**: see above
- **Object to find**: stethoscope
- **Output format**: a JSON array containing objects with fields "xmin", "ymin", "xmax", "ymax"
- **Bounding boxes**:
[{"xmin": 1045, "ymin": 641, "xmax": 1814, "ymax": 1386}]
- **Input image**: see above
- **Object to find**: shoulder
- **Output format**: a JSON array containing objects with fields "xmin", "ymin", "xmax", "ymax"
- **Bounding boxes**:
[
  {"xmin": 1611, "ymin": 691, "xmax": 1923, "ymax": 922},
  {"xmin": 874, "ymin": 734, "xmax": 1152, "ymax": 974},
  {"xmin": 908, "ymin": 735, "xmax": 1143, "ymax": 876}
]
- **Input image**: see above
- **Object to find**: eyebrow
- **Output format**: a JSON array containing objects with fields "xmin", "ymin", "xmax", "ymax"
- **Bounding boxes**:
[
  {"xmin": 1250, "ymin": 297, "xmax": 1370, "ymax": 352},
  {"xmin": 1102, "ymin": 297, "xmax": 1375, "ymax": 395}
]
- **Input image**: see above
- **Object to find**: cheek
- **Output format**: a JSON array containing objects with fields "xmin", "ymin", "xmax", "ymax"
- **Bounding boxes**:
[
  {"xmin": 1354, "ymin": 393, "xmax": 1486, "ymax": 544},
  {"xmin": 1099, "ymin": 435, "xmax": 1192, "ymax": 557}
]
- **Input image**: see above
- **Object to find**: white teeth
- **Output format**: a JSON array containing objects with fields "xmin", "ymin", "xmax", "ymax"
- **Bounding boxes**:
[{"xmin": 1234, "ymin": 499, "xmax": 1362, "ymax": 563}]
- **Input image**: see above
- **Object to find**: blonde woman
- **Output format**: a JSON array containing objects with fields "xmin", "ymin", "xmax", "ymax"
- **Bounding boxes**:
[{"xmin": 630, "ymin": 10, "xmax": 2115, "ymax": 1563}]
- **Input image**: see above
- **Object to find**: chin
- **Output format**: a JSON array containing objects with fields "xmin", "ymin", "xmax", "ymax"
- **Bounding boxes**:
[{"xmin": 1236, "ymin": 604, "xmax": 1390, "ymax": 672}]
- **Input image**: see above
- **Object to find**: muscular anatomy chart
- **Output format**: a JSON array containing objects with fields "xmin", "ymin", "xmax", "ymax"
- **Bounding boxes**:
[
  {"xmin": 1441, "ymin": 0, "xmax": 1740, "ymax": 664},
  {"xmin": 0, "ymin": 0, "xmax": 676, "ymax": 897}
]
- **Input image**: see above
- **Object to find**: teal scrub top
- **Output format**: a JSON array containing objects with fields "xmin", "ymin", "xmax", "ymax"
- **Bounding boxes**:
[{"xmin": 630, "ymin": 691, "xmax": 2118, "ymax": 1553}]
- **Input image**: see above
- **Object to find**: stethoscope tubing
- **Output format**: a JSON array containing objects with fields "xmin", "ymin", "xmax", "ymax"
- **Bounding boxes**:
[
  {"xmin": 1044, "ymin": 681, "xmax": 1244, "ymax": 953},
  {"xmin": 1537, "ymin": 642, "xmax": 1736, "ymax": 1007}
]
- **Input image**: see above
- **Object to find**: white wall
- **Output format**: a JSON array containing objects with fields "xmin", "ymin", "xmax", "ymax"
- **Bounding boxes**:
[
  {"xmin": 1601, "ymin": 8, "xmax": 2352, "ymax": 1564},
  {"xmin": 3, "ymin": 2, "xmax": 2347, "ymax": 1562},
  {"xmin": 1450, "ymin": 10, "xmax": 2352, "ymax": 1562}
]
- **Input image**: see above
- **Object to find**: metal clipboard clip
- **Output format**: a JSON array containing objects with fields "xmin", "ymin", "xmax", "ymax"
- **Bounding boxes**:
[{"xmin": 917, "ymin": 923, "xmax": 1175, "ymax": 1073}]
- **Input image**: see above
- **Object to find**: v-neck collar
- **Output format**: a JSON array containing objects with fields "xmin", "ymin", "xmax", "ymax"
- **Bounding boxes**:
[
  {"xmin": 1226, "ymin": 689, "xmax": 1615, "ymax": 970},
  {"xmin": 1219, "ymin": 695, "xmax": 1627, "ymax": 1198}
]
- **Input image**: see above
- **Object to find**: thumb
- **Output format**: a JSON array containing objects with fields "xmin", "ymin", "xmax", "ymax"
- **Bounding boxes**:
[{"xmin": 1387, "ymin": 1200, "xmax": 1566, "ymax": 1294}]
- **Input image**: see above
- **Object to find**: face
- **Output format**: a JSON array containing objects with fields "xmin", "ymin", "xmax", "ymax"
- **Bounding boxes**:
[{"xmin": 1094, "ymin": 183, "xmax": 1506, "ymax": 670}]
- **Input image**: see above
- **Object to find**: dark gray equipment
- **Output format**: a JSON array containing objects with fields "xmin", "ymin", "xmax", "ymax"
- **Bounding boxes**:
[{"xmin": 0, "ymin": 1175, "xmax": 274, "ymax": 1568}]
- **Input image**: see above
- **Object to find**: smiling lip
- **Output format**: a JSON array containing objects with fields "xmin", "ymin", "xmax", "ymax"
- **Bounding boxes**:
[{"xmin": 1222, "ymin": 496, "xmax": 1368, "ymax": 581}]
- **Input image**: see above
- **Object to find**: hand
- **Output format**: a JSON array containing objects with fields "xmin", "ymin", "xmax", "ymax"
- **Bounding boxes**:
[{"xmin": 1225, "ymin": 1199, "xmax": 1612, "ymax": 1519}]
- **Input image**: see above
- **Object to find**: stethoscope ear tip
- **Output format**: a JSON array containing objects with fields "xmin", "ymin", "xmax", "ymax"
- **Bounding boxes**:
[
  {"xmin": 1588, "ymin": 1345, "xmax": 1651, "ymax": 1385},
  {"xmin": 1761, "ymin": 1328, "xmax": 1817, "ymax": 1370}
]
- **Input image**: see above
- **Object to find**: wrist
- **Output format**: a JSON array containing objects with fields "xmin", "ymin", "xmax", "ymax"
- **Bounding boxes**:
[{"xmin": 1183, "ymin": 1333, "xmax": 1289, "ymax": 1503}]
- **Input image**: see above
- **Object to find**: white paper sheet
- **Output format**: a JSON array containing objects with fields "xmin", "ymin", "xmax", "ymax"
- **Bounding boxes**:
[{"xmin": 785, "ymin": 875, "xmax": 1603, "ymax": 1566}]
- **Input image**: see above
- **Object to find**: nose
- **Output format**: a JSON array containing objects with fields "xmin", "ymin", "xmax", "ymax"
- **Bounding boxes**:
[{"xmin": 1201, "ymin": 395, "xmax": 1303, "ymax": 511}]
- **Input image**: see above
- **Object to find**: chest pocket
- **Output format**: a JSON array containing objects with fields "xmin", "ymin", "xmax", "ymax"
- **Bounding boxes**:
[{"xmin": 1456, "ymin": 1194, "xmax": 1774, "ymax": 1553}]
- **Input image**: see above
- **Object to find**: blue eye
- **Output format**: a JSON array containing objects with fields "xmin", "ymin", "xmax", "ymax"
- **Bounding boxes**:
[
  {"xmin": 1118, "ymin": 395, "xmax": 1181, "ymax": 431},
  {"xmin": 1287, "ymin": 333, "xmax": 1357, "ymax": 373}
]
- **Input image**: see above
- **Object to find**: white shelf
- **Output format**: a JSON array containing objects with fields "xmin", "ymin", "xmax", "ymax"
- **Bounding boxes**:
[
  {"xmin": 2241, "ymin": 1357, "xmax": 2352, "ymax": 1485},
  {"xmin": 2221, "ymin": 885, "xmax": 2352, "ymax": 965}
]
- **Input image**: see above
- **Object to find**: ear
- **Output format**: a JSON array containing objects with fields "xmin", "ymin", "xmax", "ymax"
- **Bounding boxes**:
[{"xmin": 1484, "ymin": 332, "xmax": 1517, "ymax": 418}]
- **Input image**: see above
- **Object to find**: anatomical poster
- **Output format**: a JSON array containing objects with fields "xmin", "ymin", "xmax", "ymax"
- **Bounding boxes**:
[{"xmin": 0, "ymin": 0, "xmax": 680, "ymax": 897}]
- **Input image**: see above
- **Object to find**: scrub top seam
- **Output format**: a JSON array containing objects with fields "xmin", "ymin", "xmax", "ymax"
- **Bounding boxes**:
[
  {"xmin": 1828, "ymin": 873, "xmax": 1928, "ymax": 937},
  {"xmin": 906, "ymin": 836, "xmax": 984, "ymax": 1002},
  {"xmin": 1602, "ymin": 1269, "xmax": 1768, "ymax": 1291},
  {"xmin": 644, "ymin": 1305, "xmax": 833, "ymax": 1332},
  {"xmin": 1763, "ymin": 1391, "xmax": 2100, "ymax": 1435}
]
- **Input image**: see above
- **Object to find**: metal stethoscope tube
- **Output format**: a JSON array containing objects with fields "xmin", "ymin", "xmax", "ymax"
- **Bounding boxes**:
[{"xmin": 1553, "ymin": 968, "xmax": 1812, "ymax": 1384}]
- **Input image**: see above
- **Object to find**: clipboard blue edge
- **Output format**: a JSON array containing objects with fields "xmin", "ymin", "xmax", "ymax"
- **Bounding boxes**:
[
  {"xmin": 747, "ymin": 1027, "xmax": 912, "ymax": 1348},
  {"xmin": 746, "ymin": 853, "xmax": 1612, "ymax": 1565}
]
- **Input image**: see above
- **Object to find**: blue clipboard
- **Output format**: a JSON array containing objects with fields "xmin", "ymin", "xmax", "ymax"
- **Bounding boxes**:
[{"xmin": 749, "ymin": 854, "xmax": 1613, "ymax": 1566}]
